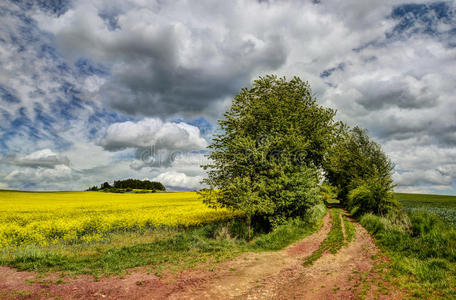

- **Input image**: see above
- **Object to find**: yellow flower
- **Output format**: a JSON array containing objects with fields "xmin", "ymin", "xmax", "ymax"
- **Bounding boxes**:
[{"xmin": 0, "ymin": 191, "xmax": 242, "ymax": 246}]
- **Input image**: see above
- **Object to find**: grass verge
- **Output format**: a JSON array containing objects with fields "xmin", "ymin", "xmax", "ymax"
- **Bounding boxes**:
[{"xmin": 360, "ymin": 211, "xmax": 456, "ymax": 299}]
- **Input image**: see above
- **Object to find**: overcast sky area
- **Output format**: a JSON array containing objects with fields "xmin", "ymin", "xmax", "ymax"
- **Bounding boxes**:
[{"xmin": 0, "ymin": 0, "xmax": 455, "ymax": 193}]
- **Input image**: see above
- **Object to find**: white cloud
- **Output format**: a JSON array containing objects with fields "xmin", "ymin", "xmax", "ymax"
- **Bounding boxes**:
[
  {"xmin": 99, "ymin": 118, "xmax": 207, "ymax": 151},
  {"xmin": 5, "ymin": 164, "xmax": 74, "ymax": 183},
  {"xmin": 99, "ymin": 118, "xmax": 207, "ymax": 169},
  {"xmin": 11, "ymin": 149, "xmax": 70, "ymax": 168},
  {"xmin": 153, "ymin": 171, "xmax": 203, "ymax": 190},
  {"xmin": 393, "ymin": 170, "xmax": 453, "ymax": 187},
  {"xmin": 84, "ymin": 75, "xmax": 106, "ymax": 93},
  {"xmin": 394, "ymin": 184, "xmax": 453, "ymax": 194},
  {"xmin": 1, "ymin": 149, "xmax": 76, "ymax": 190}
]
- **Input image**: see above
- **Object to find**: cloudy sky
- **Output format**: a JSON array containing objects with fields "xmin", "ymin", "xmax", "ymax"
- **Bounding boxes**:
[{"xmin": 0, "ymin": 0, "xmax": 455, "ymax": 193}]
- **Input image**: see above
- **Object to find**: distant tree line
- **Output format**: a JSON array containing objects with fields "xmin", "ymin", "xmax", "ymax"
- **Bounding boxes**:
[
  {"xmin": 87, "ymin": 179, "xmax": 166, "ymax": 192},
  {"xmin": 113, "ymin": 179, "xmax": 166, "ymax": 190}
]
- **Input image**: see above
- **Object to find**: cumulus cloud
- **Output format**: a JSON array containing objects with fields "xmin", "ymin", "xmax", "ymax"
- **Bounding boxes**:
[
  {"xmin": 393, "ymin": 170, "xmax": 452, "ymax": 187},
  {"xmin": 308, "ymin": 1, "xmax": 456, "ymax": 193},
  {"xmin": 386, "ymin": 143, "xmax": 456, "ymax": 192},
  {"xmin": 152, "ymin": 171, "xmax": 203, "ymax": 190},
  {"xmin": 99, "ymin": 118, "xmax": 207, "ymax": 151},
  {"xmin": 99, "ymin": 118, "xmax": 207, "ymax": 169},
  {"xmin": 7, "ymin": 149, "xmax": 70, "ymax": 168},
  {"xmin": 0, "ymin": 1, "xmax": 117, "ymax": 169},
  {"xmin": 0, "ymin": 148, "xmax": 76, "ymax": 190},
  {"xmin": 5, "ymin": 164, "xmax": 74, "ymax": 183}
]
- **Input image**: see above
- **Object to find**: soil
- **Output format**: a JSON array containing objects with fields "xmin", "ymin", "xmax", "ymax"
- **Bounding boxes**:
[
  {"xmin": 239, "ymin": 212, "xmax": 402, "ymax": 300},
  {"xmin": 0, "ymin": 211, "xmax": 403, "ymax": 299}
]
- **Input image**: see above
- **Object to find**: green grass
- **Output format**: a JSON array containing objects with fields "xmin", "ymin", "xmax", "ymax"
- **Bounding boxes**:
[
  {"xmin": 343, "ymin": 215, "xmax": 356, "ymax": 244},
  {"xmin": 303, "ymin": 208, "xmax": 345, "ymax": 266},
  {"xmin": 0, "ymin": 206, "xmax": 326, "ymax": 277},
  {"xmin": 360, "ymin": 209, "xmax": 456, "ymax": 299},
  {"xmin": 395, "ymin": 193, "xmax": 456, "ymax": 228},
  {"xmin": 253, "ymin": 203, "xmax": 327, "ymax": 250},
  {"xmin": 252, "ymin": 219, "xmax": 320, "ymax": 250},
  {"xmin": 395, "ymin": 193, "xmax": 456, "ymax": 204},
  {"xmin": 2, "ymin": 226, "xmax": 241, "ymax": 276},
  {"xmin": 358, "ymin": 192, "xmax": 456, "ymax": 298}
]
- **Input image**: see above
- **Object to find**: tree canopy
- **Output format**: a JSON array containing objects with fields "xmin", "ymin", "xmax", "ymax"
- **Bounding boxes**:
[
  {"xmin": 113, "ymin": 179, "xmax": 166, "ymax": 191},
  {"xmin": 325, "ymin": 126, "xmax": 399, "ymax": 216},
  {"xmin": 201, "ymin": 75, "xmax": 337, "ymax": 228},
  {"xmin": 87, "ymin": 179, "xmax": 166, "ymax": 192}
]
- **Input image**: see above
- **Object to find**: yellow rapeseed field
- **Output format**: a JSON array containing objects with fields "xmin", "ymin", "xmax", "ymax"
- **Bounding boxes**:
[{"xmin": 0, "ymin": 191, "xmax": 241, "ymax": 247}]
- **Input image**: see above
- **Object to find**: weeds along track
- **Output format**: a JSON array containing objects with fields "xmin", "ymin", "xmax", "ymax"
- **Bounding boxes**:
[
  {"xmin": 343, "ymin": 213, "xmax": 356, "ymax": 244},
  {"xmin": 302, "ymin": 208, "xmax": 346, "ymax": 266}
]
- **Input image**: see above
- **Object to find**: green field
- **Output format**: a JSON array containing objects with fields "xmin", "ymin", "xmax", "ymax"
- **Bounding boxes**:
[{"xmin": 395, "ymin": 193, "xmax": 456, "ymax": 227}]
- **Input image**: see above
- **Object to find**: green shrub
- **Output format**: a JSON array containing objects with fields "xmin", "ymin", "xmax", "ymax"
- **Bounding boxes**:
[
  {"xmin": 348, "ymin": 185, "xmax": 373, "ymax": 217},
  {"xmin": 359, "ymin": 213, "xmax": 385, "ymax": 234},
  {"xmin": 409, "ymin": 210, "xmax": 445, "ymax": 237},
  {"xmin": 347, "ymin": 176, "xmax": 400, "ymax": 217},
  {"xmin": 304, "ymin": 203, "xmax": 327, "ymax": 224},
  {"xmin": 320, "ymin": 183, "xmax": 338, "ymax": 203},
  {"xmin": 227, "ymin": 219, "xmax": 250, "ymax": 240}
]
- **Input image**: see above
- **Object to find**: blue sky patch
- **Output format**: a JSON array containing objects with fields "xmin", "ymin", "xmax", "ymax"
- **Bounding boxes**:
[
  {"xmin": 388, "ymin": 2, "xmax": 456, "ymax": 44},
  {"xmin": 0, "ymin": 86, "xmax": 21, "ymax": 104},
  {"xmin": 320, "ymin": 63, "xmax": 346, "ymax": 78}
]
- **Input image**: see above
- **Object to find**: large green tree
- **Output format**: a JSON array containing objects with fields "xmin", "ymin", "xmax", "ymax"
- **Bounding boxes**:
[{"xmin": 201, "ymin": 75, "xmax": 336, "ymax": 231}]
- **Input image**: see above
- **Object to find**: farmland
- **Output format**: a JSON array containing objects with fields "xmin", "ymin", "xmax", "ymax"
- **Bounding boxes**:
[
  {"xmin": 2, "ymin": 191, "xmax": 456, "ymax": 298},
  {"xmin": 395, "ymin": 192, "xmax": 456, "ymax": 227},
  {"xmin": 0, "ymin": 190, "xmax": 325, "ymax": 278},
  {"xmin": 0, "ymin": 190, "xmax": 242, "ymax": 247},
  {"xmin": 0, "ymin": 199, "xmax": 405, "ymax": 299}
]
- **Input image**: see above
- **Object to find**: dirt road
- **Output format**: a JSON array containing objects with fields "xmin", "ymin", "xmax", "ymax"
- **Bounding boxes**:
[{"xmin": 0, "ymin": 210, "xmax": 402, "ymax": 299}]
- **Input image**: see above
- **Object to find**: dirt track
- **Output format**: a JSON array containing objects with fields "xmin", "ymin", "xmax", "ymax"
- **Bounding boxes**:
[{"xmin": 0, "ymin": 210, "xmax": 402, "ymax": 299}]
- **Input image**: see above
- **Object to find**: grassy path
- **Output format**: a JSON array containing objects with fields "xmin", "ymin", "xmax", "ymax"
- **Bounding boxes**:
[{"xmin": 302, "ymin": 208, "xmax": 344, "ymax": 266}]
